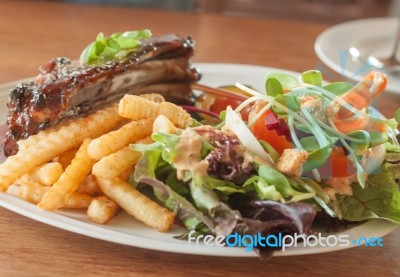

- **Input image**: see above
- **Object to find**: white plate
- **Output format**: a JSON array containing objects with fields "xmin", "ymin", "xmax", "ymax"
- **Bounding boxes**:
[
  {"xmin": 0, "ymin": 63, "xmax": 397, "ymax": 257},
  {"xmin": 315, "ymin": 17, "xmax": 400, "ymax": 93}
]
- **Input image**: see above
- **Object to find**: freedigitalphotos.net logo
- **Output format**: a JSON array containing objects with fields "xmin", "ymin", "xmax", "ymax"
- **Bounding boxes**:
[{"xmin": 187, "ymin": 231, "xmax": 384, "ymax": 252}]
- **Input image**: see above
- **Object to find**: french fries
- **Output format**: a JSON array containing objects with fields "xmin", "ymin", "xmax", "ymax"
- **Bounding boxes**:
[
  {"xmin": 92, "ymin": 136, "xmax": 153, "ymax": 179},
  {"xmin": 92, "ymin": 146, "xmax": 142, "ymax": 179},
  {"xmin": 1, "ymin": 93, "xmax": 184, "ymax": 232},
  {"xmin": 153, "ymin": 115, "xmax": 179, "ymax": 134},
  {"xmin": 30, "ymin": 162, "xmax": 64, "ymax": 186},
  {"xmin": 0, "ymin": 105, "xmax": 123, "ymax": 191},
  {"xmin": 63, "ymin": 193, "xmax": 93, "ymax": 209},
  {"xmin": 16, "ymin": 121, "xmax": 68, "ymax": 152},
  {"xmin": 76, "ymin": 174, "xmax": 103, "ymax": 197},
  {"xmin": 14, "ymin": 180, "xmax": 48, "ymax": 204},
  {"xmin": 96, "ymin": 177, "xmax": 175, "ymax": 232},
  {"xmin": 87, "ymin": 196, "xmax": 120, "ymax": 224},
  {"xmin": 118, "ymin": 94, "xmax": 193, "ymax": 128},
  {"xmin": 87, "ymin": 118, "xmax": 153, "ymax": 160},
  {"xmin": 38, "ymin": 139, "xmax": 96, "ymax": 211},
  {"xmin": 118, "ymin": 167, "xmax": 134, "ymax": 182},
  {"xmin": 157, "ymin": 102, "xmax": 193, "ymax": 128},
  {"xmin": 118, "ymin": 95, "xmax": 159, "ymax": 120},
  {"xmin": 57, "ymin": 147, "xmax": 79, "ymax": 169},
  {"xmin": 13, "ymin": 179, "xmax": 92, "ymax": 208}
]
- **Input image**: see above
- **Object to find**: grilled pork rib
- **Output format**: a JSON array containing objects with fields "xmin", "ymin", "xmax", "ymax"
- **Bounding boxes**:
[{"xmin": 4, "ymin": 34, "xmax": 200, "ymax": 156}]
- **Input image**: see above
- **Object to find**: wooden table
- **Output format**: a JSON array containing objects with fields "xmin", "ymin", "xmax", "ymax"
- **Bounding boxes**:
[{"xmin": 0, "ymin": 1, "xmax": 399, "ymax": 276}]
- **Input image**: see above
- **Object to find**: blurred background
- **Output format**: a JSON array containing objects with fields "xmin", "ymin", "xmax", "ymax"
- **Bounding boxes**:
[{"xmin": 29, "ymin": 0, "xmax": 397, "ymax": 23}]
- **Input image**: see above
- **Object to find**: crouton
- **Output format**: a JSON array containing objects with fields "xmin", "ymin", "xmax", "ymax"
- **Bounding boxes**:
[
  {"xmin": 323, "ymin": 177, "xmax": 354, "ymax": 196},
  {"xmin": 275, "ymin": 149, "xmax": 308, "ymax": 178}
]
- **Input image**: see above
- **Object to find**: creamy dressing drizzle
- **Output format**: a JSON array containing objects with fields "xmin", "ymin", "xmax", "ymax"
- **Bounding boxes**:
[{"xmin": 173, "ymin": 128, "xmax": 209, "ymax": 180}]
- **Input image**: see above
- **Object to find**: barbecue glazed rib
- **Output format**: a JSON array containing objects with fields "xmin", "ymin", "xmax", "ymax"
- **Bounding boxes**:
[{"xmin": 4, "ymin": 34, "xmax": 200, "ymax": 156}]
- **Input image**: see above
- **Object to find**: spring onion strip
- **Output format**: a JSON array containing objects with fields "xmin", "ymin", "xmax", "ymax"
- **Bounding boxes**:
[
  {"xmin": 300, "ymin": 107, "xmax": 329, "ymax": 147},
  {"xmin": 247, "ymin": 102, "xmax": 273, "ymax": 128},
  {"xmin": 288, "ymin": 115, "xmax": 303, "ymax": 150},
  {"xmin": 311, "ymin": 169, "xmax": 321, "ymax": 182},
  {"xmin": 338, "ymin": 137, "xmax": 366, "ymax": 188},
  {"xmin": 388, "ymin": 127, "xmax": 400, "ymax": 146},
  {"xmin": 295, "ymin": 179, "xmax": 335, "ymax": 216},
  {"xmin": 234, "ymin": 96, "xmax": 259, "ymax": 114},
  {"xmin": 315, "ymin": 195, "xmax": 337, "ymax": 217},
  {"xmin": 288, "ymin": 115, "xmax": 322, "ymax": 181},
  {"xmin": 356, "ymin": 130, "xmax": 371, "ymax": 153}
]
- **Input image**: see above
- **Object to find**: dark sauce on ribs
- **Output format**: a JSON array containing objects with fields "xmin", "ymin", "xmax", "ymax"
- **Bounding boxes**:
[{"xmin": 4, "ymin": 34, "xmax": 201, "ymax": 156}]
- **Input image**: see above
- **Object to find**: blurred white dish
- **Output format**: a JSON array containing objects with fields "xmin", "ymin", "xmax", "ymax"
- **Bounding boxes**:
[{"xmin": 315, "ymin": 17, "xmax": 400, "ymax": 93}]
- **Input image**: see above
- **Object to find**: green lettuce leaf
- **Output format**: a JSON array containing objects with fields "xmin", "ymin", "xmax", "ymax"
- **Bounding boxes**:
[
  {"xmin": 130, "ymin": 141, "xmax": 164, "ymax": 182},
  {"xmin": 201, "ymin": 175, "xmax": 246, "ymax": 194},
  {"xmin": 190, "ymin": 176, "xmax": 240, "ymax": 235},
  {"xmin": 334, "ymin": 164, "xmax": 400, "ymax": 224},
  {"xmin": 142, "ymin": 176, "xmax": 214, "ymax": 231},
  {"xmin": 243, "ymin": 165, "xmax": 315, "ymax": 202}
]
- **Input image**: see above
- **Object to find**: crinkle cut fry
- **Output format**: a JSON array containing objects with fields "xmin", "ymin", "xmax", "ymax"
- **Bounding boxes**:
[
  {"xmin": 0, "ymin": 105, "xmax": 122, "ymax": 191},
  {"xmin": 29, "ymin": 162, "xmax": 64, "ymax": 186},
  {"xmin": 87, "ymin": 118, "xmax": 154, "ymax": 160},
  {"xmin": 118, "ymin": 95, "xmax": 159, "ymax": 120},
  {"xmin": 37, "ymin": 139, "xmax": 96, "ymax": 210},
  {"xmin": 12, "ymin": 179, "xmax": 93, "ymax": 208},
  {"xmin": 92, "ymin": 146, "xmax": 142, "ymax": 179},
  {"xmin": 96, "ymin": 177, "xmax": 175, "ymax": 232},
  {"xmin": 87, "ymin": 196, "xmax": 120, "ymax": 224},
  {"xmin": 118, "ymin": 94, "xmax": 193, "ymax": 128},
  {"xmin": 92, "ymin": 136, "xmax": 154, "ymax": 179}
]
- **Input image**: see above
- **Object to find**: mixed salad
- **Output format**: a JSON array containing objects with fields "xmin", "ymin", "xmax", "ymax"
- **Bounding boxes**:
[{"xmin": 129, "ymin": 69, "xmax": 400, "ymax": 257}]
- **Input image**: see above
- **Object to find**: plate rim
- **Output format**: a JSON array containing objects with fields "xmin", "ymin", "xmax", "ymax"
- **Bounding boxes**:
[
  {"xmin": 0, "ymin": 62, "xmax": 398, "ymax": 257},
  {"xmin": 314, "ymin": 17, "xmax": 399, "ymax": 92}
]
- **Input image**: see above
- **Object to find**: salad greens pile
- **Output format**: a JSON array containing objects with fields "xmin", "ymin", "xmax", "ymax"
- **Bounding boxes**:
[
  {"xmin": 127, "ymin": 69, "xmax": 400, "ymax": 256},
  {"xmin": 131, "ymin": 125, "xmax": 317, "ymax": 255},
  {"xmin": 235, "ymin": 70, "xmax": 400, "ymax": 224}
]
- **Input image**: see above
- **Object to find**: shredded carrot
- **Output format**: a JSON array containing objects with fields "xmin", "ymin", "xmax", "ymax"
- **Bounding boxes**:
[
  {"xmin": 333, "ymin": 71, "xmax": 387, "ymax": 134},
  {"xmin": 338, "ymin": 71, "xmax": 387, "ymax": 119},
  {"xmin": 332, "ymin": 116, "xmax": 368, "ymax": 134}
]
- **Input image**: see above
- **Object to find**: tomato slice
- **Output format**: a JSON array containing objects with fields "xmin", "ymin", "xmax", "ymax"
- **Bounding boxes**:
[
  {"xmin": 210, "ymin": 97, "xmax": 250, "ymax": 121},
  {"xmin": 252, "ymin": 110, "xmax": 293, "ymax": 155},
  {"xmin": 318, "ymin": 146, "xmax": 356, "ymax": 178}
]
